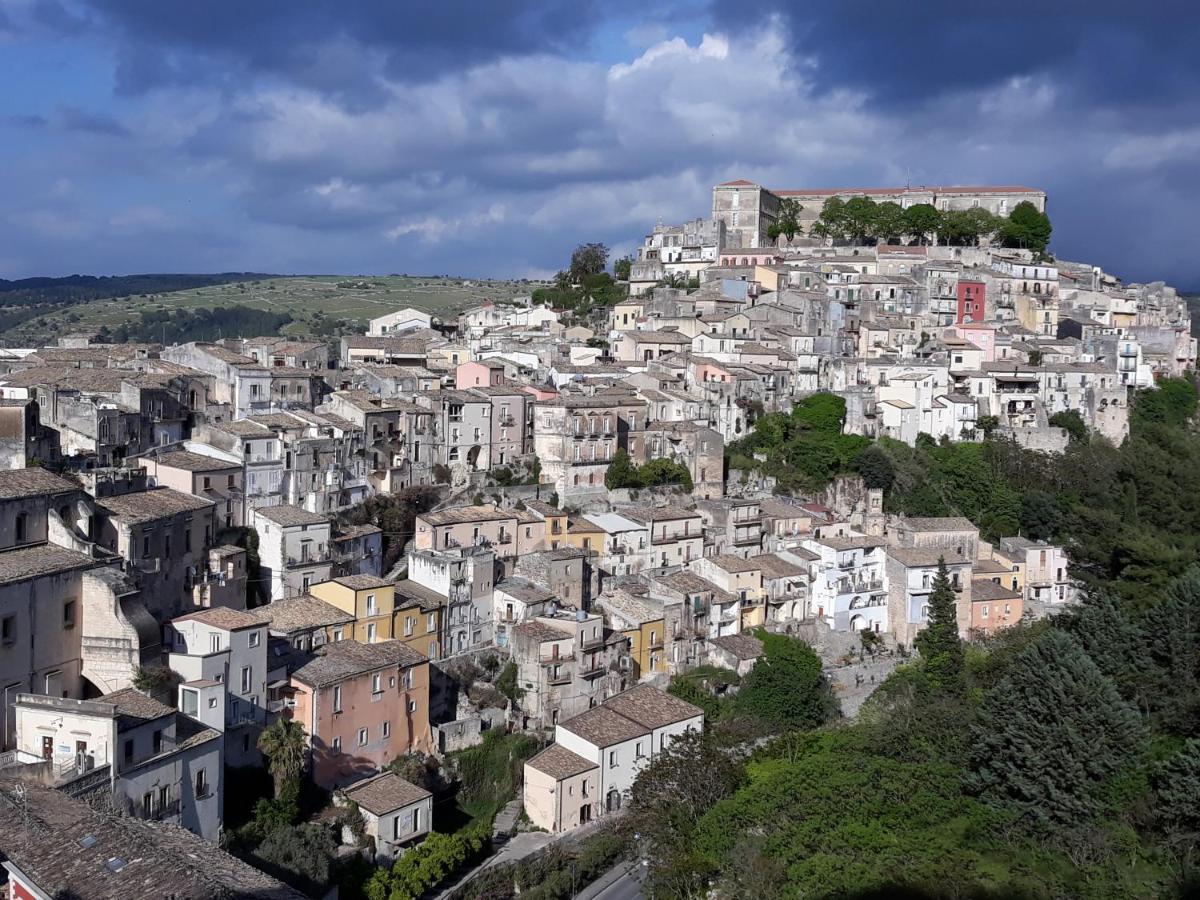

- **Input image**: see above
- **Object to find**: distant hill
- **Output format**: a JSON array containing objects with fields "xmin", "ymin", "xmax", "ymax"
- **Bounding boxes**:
[{"xmin": 0, "ymin": 273, "xmax": 275, "ymax": 339}]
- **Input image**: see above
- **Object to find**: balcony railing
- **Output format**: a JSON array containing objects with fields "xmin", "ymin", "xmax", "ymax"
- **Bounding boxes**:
[
  {"xmin": 287, "ymin": 550, "xmax": 331, "ymax": 566},
  {"xmin": 579, "ymin": 663, "xmax": 607, "ymax": 679}
]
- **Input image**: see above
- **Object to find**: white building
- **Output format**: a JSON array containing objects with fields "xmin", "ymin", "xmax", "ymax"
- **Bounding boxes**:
[
  {"xmin": 12, "ymin": 689, "xmax": 223, "ymax": 842},
  {"xmin": 342, "ymin": 771, "xmax": 433, "ymax": 863},
  {"xmin": 251, "ymin": 505, "xmax": 334, "ymax": 602},
  {"xmin": 802, "ymin": 534, "xmax": 889, "ymax": 633},
  {"xmin": 166, "ymin": 606, "xmax": 269, "ymax": 766},
  {"xmin": 368, "ymin": 308, "xmax": 434, "ymax": 336},
  {"xmin": 523, "ymin": 685, "xmax": 702, "ymax": 833}
]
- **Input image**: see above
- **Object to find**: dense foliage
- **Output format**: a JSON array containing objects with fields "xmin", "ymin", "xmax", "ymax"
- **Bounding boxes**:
[
  {"xmin": 340, "ymin": 486, "xmax": 441, "ymax": 570},
  {"xmin": 450, "ymin": 729, "xmax": 540, "ymax": 824},
  {"xmin": 808, "ymin": 195, "xmax": 1052, "ymax": 253},
  {"xmin": 365, "ymin": 823, "xmax": 490, "ymax": 900},
  {"xmin": 733, "ymin": 631, "xmax": 839, "ymax": 730},
  {"xmin": 95, "ymin": 304, "xmax": 292, "ymax": 343},
  {"xmin": 727, "ymin": 392, "xmax": 870, "ymax": 491},
  {"xmin": 450, "ymin": 826, "xmax": 629, "ymax": 900},
  {"xmin": 604, "ymin": 449, "xmax": 693, "ymax": 490}
]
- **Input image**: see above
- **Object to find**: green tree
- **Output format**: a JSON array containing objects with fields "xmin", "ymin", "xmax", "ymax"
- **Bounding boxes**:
[
  {"xmin": 902, "ymin": 203, "xmax": 942, "ymax": 244},
  {"xmin": 258, "ymin": 718, "xmax": 308, "ymax": 797},
  {"xmin": 569, "ymin": 243, "xmax": 609, "ymax": 283},
  {"xmin": 636, "ymin": 457, "xmax": 693, "ymax": 490},
  {"xmin": 613, "ymin": 255, "xmax": 632, "ymax": 280},
  {"xmin": 366, "ymin": 824, "xmax": 490, "ymax": 900},
  {"xmin": 1152, "ymin": 739, "xmax": 1200, "ymax": 836},
  {"xmin": 841, "ymin": 196, "xmax": 879, "ymax": 244},
  {"xmin": 968, "ymin": 629, "xmax": 1143, "ymax": 827},
  {"xmin": 914, "ymin": 560, "xmax": 965, "ymax": 692},
  {"xmin": 1000, "ymin": 200, "xmax": 1053, "ymax": 254},
  {"xmin": 871, "ymin": 201, "xmax": 906, "ymax": 243},
  {"xmin": 735, "ymin": 632, "xmax": 839, "ymax": 730},
  {"xmin": 854, "ymin": 443, "xmax": 895, "ymax": 491},
  {"xmin": 767, "ymin": 198, "xmax": 804, "ymax": 243},
  {"xmin": 253, "ymin": 822, "xmax": 337, "ymax": 894},
  {"xmin": 976, "ymin": 414, "xmax": 1000, "ymax": 439},
  {"xmin": 1132, "ymin": 376, "xmax": 1198, "ymax": 430},
  {"xmin": 812, "ymin": 196, "xmax": 848, "ymax": 241},
  {"xmin": 604, "ymin": 448, "xmax": 640, "ymax": 490},
  {"xmin": 1048, "ymin": 409, "xmax": 1088, "ymax": 443}
]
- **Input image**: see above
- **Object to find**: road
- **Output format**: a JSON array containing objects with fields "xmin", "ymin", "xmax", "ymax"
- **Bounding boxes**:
[{"xmin": 577, "ymin": 862, "xmax": 646, "ymax": 900}]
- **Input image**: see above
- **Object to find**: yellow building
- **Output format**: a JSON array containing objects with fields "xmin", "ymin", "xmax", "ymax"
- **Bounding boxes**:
[
  {"xmin": 563, "ymin": 516, "xmax": 606, "ymax": 553},
  {"xmin": 310, "ymin": 575, "xmax": 395, "ymax": 644},
  {"xmin": 524, "ymin": 500, "xmax": 568, "ymax": 550},
  {"xmin": 596, "ymin": 591, "xmax": 668, "ymax": 680},
  {"xmin": 986, "ymin": 550, "xmax": 1026, "ymax": 596},
  {"xmin": 393, "ymin": 579, "xmax": 445, "ymax": 661}
]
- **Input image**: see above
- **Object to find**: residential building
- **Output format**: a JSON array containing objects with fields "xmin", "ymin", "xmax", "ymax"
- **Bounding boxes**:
[
  {"xmin": 310, "ymin": 575, "xmax": 395, "ymax": 645},
  {"xmin": 251, "ymin": 505, "xmax": 334, "ymax": 602},
  {"xmin": 342, "ymin": 771, "xmax": 433, "ymax": 862},
  {"xmin": 885, "ymin": 547, "xmax": 973, "ymax": 646},
  {"xmin": 802, "ymin": 534, "xmax": 889, "ymax": 632},
  {"xmin": 282, "ymin": 639, "xmax": 432, "ymax": 789}
]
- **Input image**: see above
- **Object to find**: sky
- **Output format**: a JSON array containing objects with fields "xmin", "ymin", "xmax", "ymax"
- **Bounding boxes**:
[{"xmin": 1, "ymin": 1, "xmax": 1198, "ymax": 287}]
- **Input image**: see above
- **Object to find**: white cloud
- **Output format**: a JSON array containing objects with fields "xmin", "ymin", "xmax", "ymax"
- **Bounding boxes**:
[{"xmin": 1103, "ymin": 127, "xmax": 1200, "ymax": 170}]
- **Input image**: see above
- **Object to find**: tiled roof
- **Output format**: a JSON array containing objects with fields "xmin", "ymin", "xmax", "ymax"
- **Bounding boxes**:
[
  {"xmin": 291, "ymin": 639, "xmax": 426, "ymax": 687},
  {"xmin": 816, "ymin": 535, "xmax": 887, "ymax": 551},
  {"xmin": 99, "ymin": 687, "xmax": 175, "ymax": 728},
  {"xmin": 899, "ymin": 517, "xmax": 978, "ymax": 533},
  {"xmin": 0, "ymin": 778, "xmax": 307, "ymax": 899},
  {"xmin": 601, "ymin": 684, "xmax": 703, "ymax": 731},
  {"xmin": 0, "ymin": 467, "xmax": 79, "ymax": 499},
  {"xmin": 972, "ymin": 580, "xmax": 1023, "ymax": 602},
  {"xmin": 560, "ymin": 705, "xmax": 648, "ymax": 747},
  {"xmin": 333, "ymin": 574, "xmax": 391, "ymax": 591},
  {"xmin": 98, "ymin": 488, "xmax": 214, "ymax": 524},
  {"xmin": 512, "ymin": 620, "xmax": 572, "ymax": 643},
  {"xmin": 393, "ymin": 579, "xmax": 446, "ymax": 612},
  {"xmin": 419, "ymin": 504, "xmax": 512, "ymax": 526},
  {"xmin": 244, "ymin": 594, "xmax": 354, "ymax": 633},
  {"xmin": 0, "ymin": 544, "xmax": 95, "ymax": 585},
  {"xmin": 618, "ymin": 505, "xmax": 700, "ymax": 524},
  {"xmin": 526, "ymin": 743, "xmax": 596, "ymax": 780},
  {"xmin": 709, "ymin": 554, "xmax": 761, "ymax": 574},
  {"xmin": 344, "ymin": 771, "xmax": 432, "ymax": 816},
  {"xmin": 254, "ymin": 505, "xmax": 332, "ymax": 527},
  {"xmin": 709, "ymin": 633, "xmax": 765, "ymax": 661},
  {"xmin": 887, "ymin": 547, "xmax": 970, "ymax": 568},
  {"xmin": 151, "ymin": 450, "xmax": 238, "ymax": 472},
  {"xmin": 172, "ymin": 606, "xmax": 262, "ymax": 631},
  {"xmin": 757, "ymin": 554, "xmax": 808, "ymax": 578}
]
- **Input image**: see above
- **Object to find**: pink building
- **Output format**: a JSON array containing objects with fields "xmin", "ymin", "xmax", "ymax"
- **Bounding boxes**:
[
  {"xmin": 455, "ymin": 360, "xmax": 506, "ymax": 390},
  {"xmin": 948, "ymin": 323, "xmax": 997, "ymax": 362}
]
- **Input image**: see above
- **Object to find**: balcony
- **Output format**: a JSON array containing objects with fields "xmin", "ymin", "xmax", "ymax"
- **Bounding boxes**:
[
  {"xmin": 548, "ymin": 672, "xmax": 572, "ymax": 686},
  {"xmin": 579, "ymin": 662, "xmax": 607, "ymax": 679},
  {"xmin": 837, "ymin": 579, "xmax": 883, "ymax": 594},
  {"xmin": 287, "ymin": 550, "xmax": 331, "ymax": 567},
  {"xmin": 580, "ymin": 635, "xmax": 606, "ymax": 652}
]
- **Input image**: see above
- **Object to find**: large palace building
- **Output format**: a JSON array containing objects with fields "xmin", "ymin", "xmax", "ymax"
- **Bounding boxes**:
[{"xmin": 712, "ymin": 180, "xmax": 1048, "ymax": 248}]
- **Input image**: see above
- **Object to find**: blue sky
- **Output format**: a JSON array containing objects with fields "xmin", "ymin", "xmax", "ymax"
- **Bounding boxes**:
[{"xmin": 2, "ymin": 1, "xmax": 1198, "ymax": 287}]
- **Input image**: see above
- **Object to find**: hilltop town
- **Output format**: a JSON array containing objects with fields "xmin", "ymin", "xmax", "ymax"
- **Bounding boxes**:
[{"xmin": 0, "ymin": 179, "xmax": 1196, "ymax": 898}]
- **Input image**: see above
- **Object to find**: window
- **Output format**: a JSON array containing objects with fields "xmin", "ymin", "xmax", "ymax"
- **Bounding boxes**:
[
  {"xmin": 427, "ymin": 614, "xmax": 436, "ymax": 633},
  {"xmin": 203, "ymin": 476, "xmax": 211, "ymax": 490},
  {"xmin": 142, "ymin": 792, "xmax": 153, "ymax": 816},
  {"xmin": 208, "ymin": 696, "xmax": 218, "ymax": 709},
  {"xmin": 636, "ymin": 741, "xmax": 645, "ymax": 758},
  {"xmin": 195, "ymin": 768, "xmax": 208, "ymax": 797},
  {"xmin": 181, "ymin": 689, "xmax": 198, "ymax": 716},
  {"xmin": 404, "ymin": 616, "xmax": 415, "ymax": 636},
  {"xmin": 981, "ymin": 605, "xmax": 990, "ymax": 619},
  {"xmin": 382, "ymin": 721, "xmax": 390, "ymax": 738},
  {"xmin": 14, "ymin": 513, "xmax": 27, "ymax": 543},
  {"xmin": 358, "ymin": 728, "xmax": 368, "ymax": 747},
  {"xmin": 241, "ymin": 666, "xmax": 252, "ymax": 693},
  {"xmin": 366, "ymin": 594, "xmax": 378, "ymax": 616},
  {"xmin": 124, "ymin": 739, "xmax": 133, "ymax": 765},
  {"xmin": 1, "ymin": 615, "xmax": 14, "ymax": 644},
  {"xmin": 159, "ymin": 785, "xmax": 170, "ymax": 814},
  {"xmin": 372, "ymin": 673, "xmax": 382, "ymax": 694},
  {"xmin": 332, "ymin": 737, "xmax": 342, "ymax": 754},
  {"xmin": 367, "ymin": 623, "xmax": 378, "ymax": 643},
  {"xmin": 152, "ymin": 730, "xmax": 162, "ymax": 754},
  {"xmin": 333, "ymin": 685, "xmax": 343, "ymax": 713},
  {"xmin": 332, "ymin": 627, "xmax": 344, "ymax": 642},
  {"xmin": 408, "ymin": 699, "xmax": 417, "ymax": 713},
  {"xmin": 248, "ymin": 631, "xmax": 260, "ymax": 648},
  {"xmin": 210, "ymin": 634, "xmax": 221, "ymax": 653},
  {"xmin": 63, "ymin": 601, "xmax": 76, "ymax": 629},
  {"xmin": 608, "ymin": 751, "xmax": 617, "ymax": 768}
]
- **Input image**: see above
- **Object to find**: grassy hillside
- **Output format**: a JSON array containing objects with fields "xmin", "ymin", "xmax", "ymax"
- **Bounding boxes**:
[{"xmin": 0, "ymin": 274, "xmax": 542, "ymax": 346}]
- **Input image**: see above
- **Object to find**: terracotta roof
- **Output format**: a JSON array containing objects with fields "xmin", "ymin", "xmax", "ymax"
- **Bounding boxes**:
[
  {"xmin": 709, "ymin": 633, "xmax": 764, "ymax": 661},
  {"xmin": 98, "ymin": 488, "xmax": 214, "ymax": 524},
  {"xmin": 0, "ymin": 467, "xmax": 78, "ymax": 499},
  {"xmin": 0, "ymin": 544, "xmax": 95, "ymax": 585},
  {"xmin": 972, "ymin": 580, "xmax": 1023, "ymax": 602},
  {"xmin": 887, "ymin": 547, "xmax": 971, "ymax": 568},
  {"xmin": 815, "ymin": 535, "xmax": 887, "ymax": 551},
  {"xmin": 601, "ymin": 684, "xmax": 703, "ymax": 731},
  {"xmin": 393, "ymin": 579, "xmax": 446, "ymax": 612},
  {"xmin": 99, "ymin": 687, "xmax": 175, "ymax": 728},
  {"xmin": 757, "ymin": 554, "xmax": 808, "ymax": 578},
  {"xmin": 526, "ymin": 743, "xmax": 597, "ymax": 780},
  {"xmin": 619, "ymin": 505, "xmax": 700, "ymax": 524},
  {"xmin": 244, "ymin": 593, "xmax": 354, "ymax": 633},
  {"xmin": 344, "ymin": 772, "xmax": 431, "ymax": 816},
  {"xmin": 560, "ymin": 705, "xmax": 648, "ymax": 747},
  {"xmin": 291, "ymin": 639, "xmax": 426, "ymax": 687},
  {"xmin": 899, "ymin": 517, "xmax": 978, "ymax": 533},
  {"xmin": 332, "ymin": 574, "xmax": 391, "ymax": 591},
  {"xmin": 172, "ymin": 606, "xmax": 262, "ymax": 631},
  {"xmin": 150, "ymin": 450, "xmax": 238, "ymax": 472},
  {"xmin": 419, "ymin": 504, "xmax": 513, "ymax": 526},
  {"xmin": 512, "ymin": 620, "xmax": 572, "ymax": 643},
  {"xmin": 254, "ymin": 505, "xmax": 332, "ymax": 527},
  {"xmin": 0, "ymin": 778, "xmax": 307, "ymax": 900}
]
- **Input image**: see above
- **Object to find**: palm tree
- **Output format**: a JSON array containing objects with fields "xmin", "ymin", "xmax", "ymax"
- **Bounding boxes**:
[{"xmin": 258, "ymin": 718, "xmax": 307, "ymax": 796}]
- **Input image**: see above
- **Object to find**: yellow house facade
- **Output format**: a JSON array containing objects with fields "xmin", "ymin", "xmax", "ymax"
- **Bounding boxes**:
[{"xmin": 310, "ymin": 575, "xmax": 395, "ymax": 644}]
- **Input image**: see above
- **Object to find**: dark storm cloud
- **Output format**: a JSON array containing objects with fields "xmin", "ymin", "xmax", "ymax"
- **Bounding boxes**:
[
  {"xmin": 709, "ymin": 0, "xmax": 1200, "ymax": 113},
  {"xmin": 72, "ymin": 0, "xmax": 617, "ymax": 99}
]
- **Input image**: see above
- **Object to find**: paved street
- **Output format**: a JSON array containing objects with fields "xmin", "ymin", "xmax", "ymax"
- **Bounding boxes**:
[{"xmin": 577, "ymin": 861, "xmax": 646, "ymax": 900}]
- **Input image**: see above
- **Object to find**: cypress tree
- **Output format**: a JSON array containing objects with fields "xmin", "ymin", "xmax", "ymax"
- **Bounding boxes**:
[
  {"xmin": 968, "ymin": 629, "xmax": 1143, "ymax": 827},
  {"xmin": 914, "ymin": 559, "xmax": 964, "ymax": 694}
]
